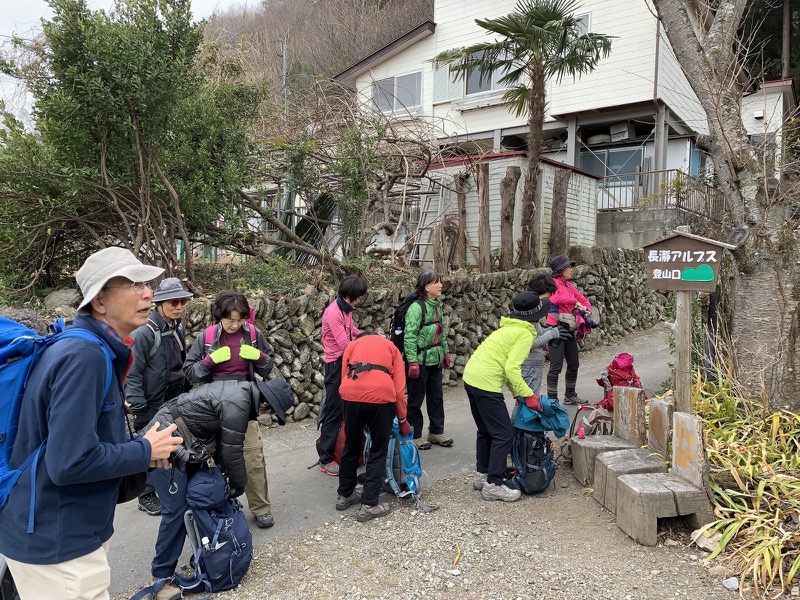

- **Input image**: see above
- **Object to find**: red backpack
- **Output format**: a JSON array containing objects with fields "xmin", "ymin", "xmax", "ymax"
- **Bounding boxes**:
[{"xmin": 596, "ymin": 352, "xmax": 644, "ymax": 410}]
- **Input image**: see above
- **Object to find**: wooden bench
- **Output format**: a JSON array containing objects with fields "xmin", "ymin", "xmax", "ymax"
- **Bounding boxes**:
[
  {"xmin": 570, "ymin": 386, "xmax": 646, "ymax": 486},
  {"xmin": 615, "ymin": 412, "xmax": 715, "ymax": 546},
  {"xmin": 592, "ymin": 396, "xmax": 673, "ymax": 515}
]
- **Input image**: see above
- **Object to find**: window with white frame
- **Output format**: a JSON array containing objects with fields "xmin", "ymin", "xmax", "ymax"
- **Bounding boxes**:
[
  {"xmin": 465, "ymin": 51, "xmax": 511, "ymax": 96},
  {"xmin": 580, "ymin": 147, "xmax": 643, "ymax": 184},
  {"xmin": 372, "ymin": 72, "xmax": 422, "ymax": 113},
  {"xmin": 575, "ymin": 12, "xmax": 590, "ymax": 36}
]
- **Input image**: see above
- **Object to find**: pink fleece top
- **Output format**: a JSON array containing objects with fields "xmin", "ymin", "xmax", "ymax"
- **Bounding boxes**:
[
  {"xmin": 546, "ymin": 275, "xmax": 592, "ymax": 326},
  {"xmin": 321, "ymin": 299, "xmax": 361, "ymax": 363}
]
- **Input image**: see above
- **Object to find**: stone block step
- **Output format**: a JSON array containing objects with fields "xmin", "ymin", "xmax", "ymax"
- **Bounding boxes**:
[
  {"xmin": 593, "ymin": 448, "xmax": 667, "ymax": 515},
  {"xmin": 616, "ymin": 472, "xmax": 714, "ymax": 546},
  {"xmin": 570, "ymin": 435, "xmax": 635, "ymax": 486}
]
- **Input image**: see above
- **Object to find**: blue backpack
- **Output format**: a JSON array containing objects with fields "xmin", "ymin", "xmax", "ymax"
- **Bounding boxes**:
[
  {"xmin": 364, "ymin": 420, "xmax": 438, "ymax": 513},
  {"xmin": 0, "ymin": 316, "xmax": 113, "ymax": 526},
  {"xmin": 507, "ymin": 430, "xmax": 557, "ymax": 495},
  {"xmin": 130, "ymin": 467, "xmax": 253, "ymax": 600},
  {"xmin": 178, "ymin": 467, "xmax": 253, "ymax": 593}
]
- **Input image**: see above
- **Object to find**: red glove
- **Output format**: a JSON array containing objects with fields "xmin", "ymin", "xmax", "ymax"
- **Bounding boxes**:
[
  {"xmin": 442, "ymin": 353, "xmax": 452, "ymax": 369},
  {"xmin": 524, "ymin": 394, "xmax": 542, "ymax": 412},
  {"xmin": 398, "ymin": 418, "xmax": 411, "ymax": 437},
  {"xmin": 408, "ymin": 362, "xmax": 421, "ymax": 379}
]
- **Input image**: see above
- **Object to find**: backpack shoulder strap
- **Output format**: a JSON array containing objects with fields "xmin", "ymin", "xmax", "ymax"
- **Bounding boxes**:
[
  {"xmin": 146, "ymin": 319, "xmax": 161, "ymax": 359},
  {"xmin": 54, "ymin": 329, "xmax": 114, "ymax": 396},
  {"xmin": 203, "ymin": 325, "xmax": 218, "ymax": 350}
]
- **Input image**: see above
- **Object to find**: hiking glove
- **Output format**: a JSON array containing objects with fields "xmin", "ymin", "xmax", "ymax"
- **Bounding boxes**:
[
  {"xmin": 408, "ymin": 362, "xmax": 421, "ymax": 379},
  {"xmin": 398, "ymin": 418, "xmax": 411, "ymax": 437},
  {"xmin": 228, "ymin": 486, "xmax": 244, "ymax": 499},
  {"xmin": 524, "ymin": 394, "xmax": 542, "ymax": 412},
  {"xmin": 556, "ymin": 321, "xmax": 573, "ymax": 340},
  {"xmin": 442, "ymin": 353, "xmax": 452, "ymax": 369},
  {"xmin": 208, "ymin": 346, "xmax": 231, "ymax": 365},
  {"xmin": 239, "ymin": 344, "xmax": 262, "ymax": 361}
]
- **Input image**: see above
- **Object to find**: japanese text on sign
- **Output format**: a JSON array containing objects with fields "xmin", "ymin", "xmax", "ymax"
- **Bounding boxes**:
[{"xmin": 647, "ymin": 250, "xmax": 717, "ymax": 263}]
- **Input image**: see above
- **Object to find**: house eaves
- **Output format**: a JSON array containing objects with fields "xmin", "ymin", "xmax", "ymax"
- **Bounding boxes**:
[{"xmin": 332, "ymin": 20, "xmax": 436, "ymax": 87}]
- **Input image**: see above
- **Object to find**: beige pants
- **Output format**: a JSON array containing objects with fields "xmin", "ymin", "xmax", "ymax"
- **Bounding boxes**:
[
  {"xmin": 243, "ymin": 420, "xmax": 271, "ymax": 516},
  {"xmin": 6, "ymin": 541, "xmax": 111, "ymax": 600}
]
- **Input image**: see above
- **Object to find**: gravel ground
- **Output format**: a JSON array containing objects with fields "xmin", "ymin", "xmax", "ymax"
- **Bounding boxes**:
[{"xmin": 151, "ymin": 462, "xmax": 748, "ymax": 600}]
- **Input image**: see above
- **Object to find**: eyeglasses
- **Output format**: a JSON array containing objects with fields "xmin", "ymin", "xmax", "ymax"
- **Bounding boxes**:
[
  {"xmin": 103, "ymin": 281, "xmax": 150, "ymax": 295},
  {"xmin": 167, "ymin": 298, "xmax": 189, "ymax": 307}
]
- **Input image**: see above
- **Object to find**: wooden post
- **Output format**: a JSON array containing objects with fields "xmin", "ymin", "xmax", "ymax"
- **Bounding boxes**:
[
  {"xmin": 476, "ymin": 163, "xmax": 491, "ymax": 272},
  {"xmin": 674, "ymin": 225, "xmax": 692, "ymax": 413},
  {"xmin": 456, "ymin": 172, "xmax": 468, "ymax": 268},
  {"xmin": 548, "ymin": 168, "xmax": 571, "ymax": 259},
  {"xmin": 498, "ymin": 166, "xmax": 520, "ymax": 271}
]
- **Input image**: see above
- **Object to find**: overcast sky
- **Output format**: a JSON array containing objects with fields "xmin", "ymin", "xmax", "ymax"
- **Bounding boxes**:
[{"xmin": 1, "ymin": 0, "xmax": 249, "ymax": 124}]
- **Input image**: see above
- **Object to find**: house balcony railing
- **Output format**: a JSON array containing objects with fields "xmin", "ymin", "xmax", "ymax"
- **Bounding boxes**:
[{"xmin": 597, "ymin": 169, "xmax": 726, "ymax": 222}]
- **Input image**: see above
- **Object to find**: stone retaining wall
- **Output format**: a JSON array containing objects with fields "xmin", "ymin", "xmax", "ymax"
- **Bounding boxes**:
[{"xmin": 179, "ymin": 246, "xmax": 664, "ymax": 424}]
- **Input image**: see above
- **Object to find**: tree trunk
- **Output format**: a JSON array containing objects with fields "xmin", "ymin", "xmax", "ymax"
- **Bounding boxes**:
[
  {"xmin": 499, "ymin": 166, "xmax": 520, "ymax": 270},
  {"xmin": 548, "ymin": 167, "xmax": 571, "ymax": 259},
  {"xmin": 476, "ymin": 163, "xmax": 491, "ymax": 272},
  {"xmin": 517, "ymin": 63, "xmax": 546, "ymax": 268},
  {"xmin": 456, "ymin": 171, "xmax": 468, "ymax": 267},
  {"xmin": 653, "ymin": 0, "xmax": 800, "ymax": 409}
]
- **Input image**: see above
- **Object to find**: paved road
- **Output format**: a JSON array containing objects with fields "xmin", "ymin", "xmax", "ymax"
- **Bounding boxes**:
[{"xmin": 109, "ymin": 324, "xmax": 672, "ymax": 596}]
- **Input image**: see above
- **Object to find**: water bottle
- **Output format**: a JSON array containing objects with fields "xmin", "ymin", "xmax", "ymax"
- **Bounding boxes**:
[{"xmin": 201, "ymin": 536, "xmax": 211, "ymax": 553}]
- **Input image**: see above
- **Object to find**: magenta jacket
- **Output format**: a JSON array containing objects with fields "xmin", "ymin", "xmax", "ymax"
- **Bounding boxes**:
[
  {"xmin": 321, "ymin": 299, "xmax": 361, "ymax": 363},
  {"xmin": 546, "ymin": 275, "xmax": 592, "ymax": 326}
]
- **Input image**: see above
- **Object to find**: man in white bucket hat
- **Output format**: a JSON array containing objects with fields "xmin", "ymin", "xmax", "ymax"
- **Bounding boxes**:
[{"xmin": 0, "ymin": 247, "xmax": 184, "ymax": 600}]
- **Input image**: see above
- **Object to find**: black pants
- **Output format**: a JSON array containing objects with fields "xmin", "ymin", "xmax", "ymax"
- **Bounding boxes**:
[
  {"xmin": 337, "ymin": 400, "xmax": 395, "ymax": 507},
  {"xmin": 406, "ymin": 364, "xmax": 445, "ymax": 439},
  {"xmin": 464, "ymin": 383, "xmax": 513, "ymax": 486},
  {"xmin": 317, "ymin": 358, "xmax": 343, "ymax": 464},
  {"xmin": 546, "ymin": 336, "xmax": 580, "ymax": 399}
]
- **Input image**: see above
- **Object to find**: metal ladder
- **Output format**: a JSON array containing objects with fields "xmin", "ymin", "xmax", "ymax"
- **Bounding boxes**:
[{"xmin": 411, "ymin": 181, "xmax": 444, "ymax": 265}]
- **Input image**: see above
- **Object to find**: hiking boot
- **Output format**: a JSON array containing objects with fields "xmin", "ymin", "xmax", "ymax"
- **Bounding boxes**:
[
  {"xmin": 152, "ymin": 578, "xmax": 181, "ymax": 600},
  {"xmin": 255, "ymin": 513, "xmax": 274, "ymax": 528},
  {"xmin": 563, "ymin": 394, "xmax": 589, "ymax": 406},
  {"xmin": 415, "ymin": 439, "xmax": 432, "ymax": 450},
  {"xmin": 472, "ymin": 472, "xmax": 487, "ymax": 491},
  {"xmin": 319, "ymin": 461, "xmax": 340, "ymax": 476},
  {"xmin": 481, "ymin": 482, "xmax": 522, "ymax": 502},
  {"xmin": 427, "ymin": 433, "xmax": 453, "ymax": 447},
  {"xmin": 336, "ymin": 491, "xmax": 362, "ymax": 511},
  {"xmin": 138, "ymin": 492, "xmax": 163, "ymax": 516},
  {"xmin": 355, "ymin": 503, "xmax": 390, "ymax": 522}
]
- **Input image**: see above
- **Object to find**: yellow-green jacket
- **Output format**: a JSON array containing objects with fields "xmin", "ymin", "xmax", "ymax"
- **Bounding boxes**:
[{"xmin": 462, "ymin": 316, "xmax": 536, "ymax": 398}]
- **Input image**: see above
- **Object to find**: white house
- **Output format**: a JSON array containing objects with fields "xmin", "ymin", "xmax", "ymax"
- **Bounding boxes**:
[{"xmin": 333, "ymin": 0, "xmax": 796, "ymax": 262}]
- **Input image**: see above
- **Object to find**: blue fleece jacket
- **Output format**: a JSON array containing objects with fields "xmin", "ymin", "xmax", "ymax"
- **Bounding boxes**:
[{"xmin": 0, "ymin": 315, "xmax": 152, "ymax": 564}]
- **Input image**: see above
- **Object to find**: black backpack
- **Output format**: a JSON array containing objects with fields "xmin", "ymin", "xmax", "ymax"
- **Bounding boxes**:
[
  {"xmin": 507, "ymin": 430, "xmax": 557, "ymax": 495},
  {"xmin": 388, "ymin": 290, "xmax": 425, "ymax": 354}
]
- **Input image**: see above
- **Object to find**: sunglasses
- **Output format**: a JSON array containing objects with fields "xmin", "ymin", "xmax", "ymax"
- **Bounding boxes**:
[{"xmin": 167, "ymin": 298, "xmax": 189, "ymax": 307}]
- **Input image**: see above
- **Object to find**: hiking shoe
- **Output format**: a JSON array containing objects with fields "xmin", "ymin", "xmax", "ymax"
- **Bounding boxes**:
[
  {"xmin": 255, "ymin": 513, "xmax": 274, "ymax": 528},
  {"xmin": 336, "ymin": 491, "xmax": 362, "ymax": 511},
  {"xmin": 355, "ymin": 503, "xmax": 390, "ymax": 522},
  {"xmin": 427, "ymin": 433, "xmax": 454, "ymax": 447},
  {"xmin": 152, "ymin": 578, "xmax": 181, "ymax": 600},
  {"xmin": 481, "ymin": 482, "xmax": 522, "ymax": 502},
  {"xmin": 563, "ymin": 394, "xmax": 589, "ymax": 405},
  {"xmin": 138, "ymin": 492, "xmax": 163, "ymax": 516},
  {"xmin": 415, "ymin": 439, "xmax": 432, "ymax": 450},
  {"xmin": 472, "ymin": 472, "xmax": 487, "ymax": 490},
  {"xmin": 319, "ymin": 461, "xmax": 340, "ymax": 476}
]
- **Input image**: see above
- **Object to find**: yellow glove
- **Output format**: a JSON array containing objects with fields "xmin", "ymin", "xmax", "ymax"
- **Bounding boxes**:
[
  {"xmin": 208, "ymin": 346, "xmax": 231, "ymax": 364},
  {"xmin": 239, "ymin": 344, "xmax": 261, "ymax": 361}
]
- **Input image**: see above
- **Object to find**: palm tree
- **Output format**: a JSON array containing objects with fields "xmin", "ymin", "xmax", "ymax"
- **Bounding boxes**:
[{"xmin": 433, "ymin": 0, "xmax": 612, "ymax": 267}]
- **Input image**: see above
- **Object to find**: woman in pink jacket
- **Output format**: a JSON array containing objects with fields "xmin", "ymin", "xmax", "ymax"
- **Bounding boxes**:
[
  {"xmin": 546, "ymin": 255, "xmax": 592, "ymax": 405},
  {"xmin": 316, "ymin": 274, "xmax": 368, "ymax": 475}
]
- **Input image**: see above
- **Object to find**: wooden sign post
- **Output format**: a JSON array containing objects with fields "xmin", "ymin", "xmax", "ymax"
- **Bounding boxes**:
[{"xmin": 642, "ymin": 229, "xmax": 735, "ymax": 413}]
